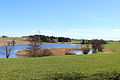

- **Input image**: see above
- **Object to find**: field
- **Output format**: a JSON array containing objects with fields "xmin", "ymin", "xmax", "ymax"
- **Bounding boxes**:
[
  {"xmin": 0, "ymin": 38, "xmax": 81, "ymax": 46},
  {"xmin": 0, "ymin": 41, "xmax": 120, "ymax": 80},
  {"xmin": 0, "ymin": 53, "xmax": 120, "ymax": 80},
  {"xmin": 104, "ymin": 41, "xmax": 120, "ymax": 53},
  {"xmin": 0, "ymin": 37, "xmax": 29, "ymax": 46}
]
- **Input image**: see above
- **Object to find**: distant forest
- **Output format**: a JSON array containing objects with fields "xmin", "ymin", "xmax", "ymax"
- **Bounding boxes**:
[{"xmin": 27, "ymin": 35, "xmax": 71, "ymax": 43}]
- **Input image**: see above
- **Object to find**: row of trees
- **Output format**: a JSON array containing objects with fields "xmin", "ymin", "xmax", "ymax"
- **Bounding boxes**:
[
  {"xmin": 81, "ymin": 39, "xmax": 107, "ymax": 44},
  {"xmin": 27, "ymin": 35, "xmax": 71, "ymax": 43}
]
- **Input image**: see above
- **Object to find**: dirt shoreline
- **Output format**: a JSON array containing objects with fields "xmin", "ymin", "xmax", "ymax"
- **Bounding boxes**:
[{"xmin": 16, "ymin": 48, "xmax": 83, "ymax": 57}]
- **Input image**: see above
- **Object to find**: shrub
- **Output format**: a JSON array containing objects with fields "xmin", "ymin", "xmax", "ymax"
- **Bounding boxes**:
[
  {"xmin": 27, "ymin": 36, "xmax": 42, "ymax": 57},
  {"xmin": 90, "ymin": 39, "xmax": 106, "ymax": 52},
  {"xmin": 28, "ymin": 49, "xmax": 53, "ymax": 57},
  {"xmin": 40, "ymin": 49, "xmax": 53, "ymax": 57},
  {"xmin": 82, "ymin": 48, "xmax": 90, "ymax": 54},
  {"xmin": 65, "ymin": 52, "xmax": 76, "ymax": 55}
]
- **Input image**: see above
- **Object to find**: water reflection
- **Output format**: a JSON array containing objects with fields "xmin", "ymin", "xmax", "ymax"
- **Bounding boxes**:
[{"xmin": 72, "ymin": 50, "xmax": 93, "ymax": 55}]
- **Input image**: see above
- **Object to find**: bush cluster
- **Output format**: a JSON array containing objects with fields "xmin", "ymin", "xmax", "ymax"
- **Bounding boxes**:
[
  {"xmin": 28, "ymin": 49, "xmax": 53, "ymax": 57},
  {"xmin": 82, "ymin": 48, "xmax": 90, "ymax": 54},
  {"xmin": 65, "ymin": 52, "xmax": 76, "ymax": 55}
]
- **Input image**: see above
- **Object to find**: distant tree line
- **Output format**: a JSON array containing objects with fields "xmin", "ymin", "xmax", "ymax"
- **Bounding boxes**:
[
  {"xmin": 81, "ymin": 39, "xmax": 107, "ymax": 44},
  {"xmin": 27, "ymin": 35, "xmax": 71, "ymax": 43},
  {"xmin": 2, "ymin": 35, "xmax": 8, "ymax": 38}
]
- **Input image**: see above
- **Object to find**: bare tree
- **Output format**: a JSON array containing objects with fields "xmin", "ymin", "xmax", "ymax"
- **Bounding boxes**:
[
  {"xmin": 27, "ymin": 36, "xmax": 42, "ymax": 57},
  {"xmin": 1, "ymin": 39, "xmax": 15, "ymax": 58}
]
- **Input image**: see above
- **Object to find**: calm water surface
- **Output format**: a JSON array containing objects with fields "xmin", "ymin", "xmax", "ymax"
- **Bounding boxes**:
[{"xmin": 0, "ymin": 44, "xmax": 92, "ymax": 58}]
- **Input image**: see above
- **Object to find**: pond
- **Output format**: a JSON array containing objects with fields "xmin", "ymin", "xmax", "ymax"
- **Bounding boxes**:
[{"xmin": 0, "ymin": 44, "xmax": 92, "ymax": 58}]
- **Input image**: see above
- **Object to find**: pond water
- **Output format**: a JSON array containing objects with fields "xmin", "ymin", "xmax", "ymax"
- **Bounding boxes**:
[
  {"xmin": 0, "ymin": 44, "xmax": 92, "ymax": 58},
  {"xmin": 72, "ymin": 50, "xmax": 93, "ymax": 55}
]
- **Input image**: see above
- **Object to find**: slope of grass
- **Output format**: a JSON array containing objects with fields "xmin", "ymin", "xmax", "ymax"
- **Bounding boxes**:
[{"xmin": 0, "ymin": 53, "xmax": 120, "ymax": 80}]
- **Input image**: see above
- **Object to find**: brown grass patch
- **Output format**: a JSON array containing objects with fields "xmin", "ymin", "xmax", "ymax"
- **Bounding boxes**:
[
  {"xmin": 65, "ymin": 52, "xmax": 76, "ymax": 55},
  {"xmin": 0, "ymin": 38, "xmax": 29, "ymax": 47},
  {"xmin": 16, "ymin": 48, "xmax": 83, "ymax": 57}
]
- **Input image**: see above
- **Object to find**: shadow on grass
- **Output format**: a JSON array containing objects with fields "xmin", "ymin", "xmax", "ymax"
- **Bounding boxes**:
[{"xmin": 44, "ymin": 71, "xmax": 120, "ymax": 80}]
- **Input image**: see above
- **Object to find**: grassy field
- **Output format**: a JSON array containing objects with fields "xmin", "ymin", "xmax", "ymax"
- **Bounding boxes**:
[
  {"xmin": 0, "ymin": 41, "xmax": 120, "ymax": 80},
  {"xmin": 104, "ymin": 41, "xmax": 120, "ymax": 53},
  {"xmin": 0, "ymin": 53, "xmax": 120, "ymax": 80}
]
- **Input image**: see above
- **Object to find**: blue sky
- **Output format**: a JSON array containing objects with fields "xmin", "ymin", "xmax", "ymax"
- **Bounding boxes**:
[{"xmin": 0, "ymin": 0, "xmax": 120, "ymax": 40}]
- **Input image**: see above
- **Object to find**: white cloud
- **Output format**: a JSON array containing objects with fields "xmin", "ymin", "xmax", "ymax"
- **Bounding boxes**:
[
  {"xmin": 113, "ymin": 29, "xmax": 120, "ymax": 32},
  {"xmin": 2, "ymin": 28, "xmax": 120, "ymax": 40}
]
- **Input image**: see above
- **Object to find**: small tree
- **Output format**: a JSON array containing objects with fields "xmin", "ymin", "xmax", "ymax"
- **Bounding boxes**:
[
  {"xmin": 1, "ymin": 39, "xmax": 15, "ymax": 58},
  {"xmin": 27, "ymin": 36, "xmax": 42, "ymax": 57},
  {"xmin": 90, "ymin": 39, "xmax": 106, "ymax": 52}
]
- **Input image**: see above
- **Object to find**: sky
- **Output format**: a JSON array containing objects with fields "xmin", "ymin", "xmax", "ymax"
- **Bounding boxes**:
[{"xmin": 0, "ymin": 0, "xmax": 120, "ymax": 40}]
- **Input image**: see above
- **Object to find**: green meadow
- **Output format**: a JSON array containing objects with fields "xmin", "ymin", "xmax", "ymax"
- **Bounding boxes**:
[{"xmin": 0, "ymin": 42, "xmax": 120, "ymax": 80}]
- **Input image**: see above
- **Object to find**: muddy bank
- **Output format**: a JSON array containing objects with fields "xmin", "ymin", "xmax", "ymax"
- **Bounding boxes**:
[{"xmin": 16, "ymin": 48, "xmax": 83, "ymax": 57}]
